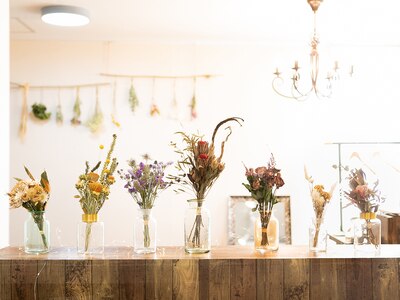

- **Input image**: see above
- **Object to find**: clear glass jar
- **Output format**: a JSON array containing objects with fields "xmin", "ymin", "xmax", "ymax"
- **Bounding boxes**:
[
  {"xmin": 184, "ymin": 200, "xmax": 210, "ymax": 254},
  {"xmin": 254, "ymin": 209, "xmax": 279, "ymax": 252},
  {"xmin": 77, "ymin": 214, "xmax": 104, "ymax": 255},
  {"xmin": 309, "ymin": 216, "xmax": 327, "ymax": 252},
  {"xmin": 353, "ymin": 212, "xmax": 381, "ymax": 254},
  {"xmin": 134, "ymin": 208, "xmax": 157, "ymax": 254},
  {"xmin": 24, "ymin": 211, "xmax": 50, "ymax": 254}
]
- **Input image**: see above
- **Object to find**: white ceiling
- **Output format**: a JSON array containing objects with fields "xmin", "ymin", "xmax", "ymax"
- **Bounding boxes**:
[{"xmin": 10, "ymin": 0, "xmax": 400, "ymax": 45}]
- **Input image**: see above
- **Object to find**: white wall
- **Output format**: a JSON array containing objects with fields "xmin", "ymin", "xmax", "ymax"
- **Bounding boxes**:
[
  {"xmin": 9, "ymin": 40, "xmax": 400, "ymax": 247},
  {"xmin": 0, "ymin": 0, "xmax": 10, "ymax": 248}
]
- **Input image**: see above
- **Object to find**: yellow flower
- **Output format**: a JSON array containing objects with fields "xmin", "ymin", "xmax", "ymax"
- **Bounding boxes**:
[
  {"xmin": 99, "ymin": 145, "xmax": 104, "ymax": 150},
  {"xmin": 107, "ymin": 175, "xmax": 115, "ymax": 184}
]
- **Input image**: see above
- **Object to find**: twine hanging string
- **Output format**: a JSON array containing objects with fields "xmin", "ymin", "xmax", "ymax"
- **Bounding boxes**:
[
  {"xmin": 190, "ymin": 77, "xmax": 197, "ymax": 120},
  {"xmin": 111, "ymin": 81, "xmax": 120, "ymax": 127},
  {"xmin": 19, "ymin": 83, "xmax": 29, "ymax": 140},
  {"xmin": 170, "ymin": 78, "xmax": 179, "ymax": 120},
  {"xmin": 56, "ymin": 88, "xmax": 64, "ymax": 125},
  {"xmin": 150, "ymin": 77, "xmax": 160, "ymax": 117}
]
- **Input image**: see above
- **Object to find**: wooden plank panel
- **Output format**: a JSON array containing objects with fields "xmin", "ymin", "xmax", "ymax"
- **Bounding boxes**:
[
  {"xmin": 11, "ymin": 259, "xmax": 37, "ymax": 300},
  {"xmin": 119, "ymin": 260, "xmax": 146, "ymax": 300},
  {"xmin": 65, "ymin": 260, "xmax": 92, "ymax": 300},
  {"xmin": 38, "ymin": 260, "xmax": 66, "ymax": 299},
  {"xmin": 230, "ymin": 259, "xmax": 256, "ymax": 299},
  {"xmin": 346, "ymin": 258, "xmax": 372, "ymax": 300},
  {"xmin": 257, "ymin": 259, "xmax": 283, "ymax": 300},
  {"xmin": 209, "ymin": 259, "xmax": 230, "ymax": 300},
  {"xmin": 283, "ymin": 259, "xmax": 310, "ymax": 300},
  {"xmin": 146, "ymin": 259, "xmax": 173, "ymax": 300},
  {"xmin": 372, "ymin": 258, "xmax": 399, "ymax": 300},
  {"xmin": 198, "ymin": 260, "xmax": 209, "ymax": 300},
  {"xmin": 172, "ymin": 259, "xmax": 199, "ymax": 300},
  {"xmin": 310, "ymin": 259, "xmax": 346, "ymax": 300},
  {"xmin": 0, "ymin": 260, "xmax": 12, "ymax": 300},
  {"xmin": 92, "ymin": 260, "xmax": 119, "ymax": 299}
]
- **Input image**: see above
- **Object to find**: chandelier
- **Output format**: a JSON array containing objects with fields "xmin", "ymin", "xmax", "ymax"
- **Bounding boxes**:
[{"xmin": 272, "ymin": 0, "xmax": 353, "ymax": 101}]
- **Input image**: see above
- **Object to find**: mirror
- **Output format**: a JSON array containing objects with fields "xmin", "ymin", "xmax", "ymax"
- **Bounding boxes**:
[{"xmin": 228, "ymin": 195, "xmax": 291, "ymax": 245}]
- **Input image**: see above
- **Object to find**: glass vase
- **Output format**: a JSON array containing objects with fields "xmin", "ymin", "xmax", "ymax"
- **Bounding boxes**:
[
  {"xmin": 134, "ymin": 208, "xmax": 157, "ymax": 254},
  {"xmin": 184, "ymin": 200, "xmax": 210, "ymax": 254},
  {"xmin": 77, "ymin": 214, "xmax": 104, "ymax": 255},
  {"xmin": 353, "ymin": 212, "xmax": 381, "ymax": 254},
  {"xmin": 309, "ymin": 216, "xmax": 327, "ymax": 252},
  {"xmin": 254, "ymin": 209, "xmax": 279, "ymax": 252},
  {"xmin": 24, "ymin": 211, "xmax": 50, "ymax": 254}
]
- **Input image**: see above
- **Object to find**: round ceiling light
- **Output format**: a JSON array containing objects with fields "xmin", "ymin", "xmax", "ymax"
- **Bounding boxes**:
[{"xmin": 41, "ymin": 5, "xmax": 90, "ymax": 27}]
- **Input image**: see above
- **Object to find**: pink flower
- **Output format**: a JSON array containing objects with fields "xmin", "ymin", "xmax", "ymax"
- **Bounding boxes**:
[{"xmin": 355, "ymin": 185, "xmax": 369, "ymax": 198}]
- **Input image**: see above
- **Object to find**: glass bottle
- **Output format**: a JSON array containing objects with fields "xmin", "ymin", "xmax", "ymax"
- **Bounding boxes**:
[
  {"xmin": 309, "ymin": 216, "xmax": 327, "ymax": 252},
  {"xmin": 24, "ymin": 211, "xmax": 50, "ymax": 254},
  {"xmin": 254, "ymin": 210, "xmax": 279, "ymax": 252},
  {"xmin": 77, "ymin": 214, "xmax": 104, "ymax": 254},
  {"xmin": 134, "ymin": 208, "xmax": 157, "ymax": 254},
  {"xmin": 353, "ymin": 212, "xmax": 381, "ymax": 254},
  {"xmin": 184, "ymin": 200, "xmax": 210, "ymax": 254}
]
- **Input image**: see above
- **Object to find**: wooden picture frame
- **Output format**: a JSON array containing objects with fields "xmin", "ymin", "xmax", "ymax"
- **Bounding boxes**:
[{"xmin": 228, "ymin": 195, "xmax": 291, "ymax": 245}]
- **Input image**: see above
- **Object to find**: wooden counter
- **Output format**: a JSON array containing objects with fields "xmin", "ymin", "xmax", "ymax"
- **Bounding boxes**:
[{"xmin": 1, "ymin": 245, "xmax": 400, "ymax": 299}]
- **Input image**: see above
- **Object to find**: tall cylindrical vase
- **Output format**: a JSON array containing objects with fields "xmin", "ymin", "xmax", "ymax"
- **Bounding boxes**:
[
  {"xmin": 309, "ymin": 216, "xmax": 327, "ymax": 252},
  {"xmin": 77, "ymin": 214, "xmax": 104, "ymax": 254},
  {"xmin": 24, "ymin": 211, "xmax": 50, "ymax": 254},
  {"xmin": 353, "ymin": 212, "xmax": 381, "ymax": 254},
  {"xmin": 254, "ymin": 209, "xmax": 279, "ymax": 253},
  {"xmin": 184, "ymin": 200, "xmax": 210, "ymax": 254},
  {"xmin": 134, "ymin": 208, "xmax": 157, "ymax": 254}
]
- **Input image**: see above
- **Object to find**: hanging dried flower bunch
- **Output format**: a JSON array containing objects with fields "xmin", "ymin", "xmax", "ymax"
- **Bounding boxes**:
[
  {"xmin": 86, "ymin": 87, "xmax": 103, "ymax": 133},
  {"xmin": 129, "ymin": 80, "xmax": 139, "ymax": 112},
  {"xmin": 71, "ymin": 87, "xmax": 82, "ymax": 125},
  {"xmin": 31, "ymin": 103, "xmax": 51, "ymax": 120}
]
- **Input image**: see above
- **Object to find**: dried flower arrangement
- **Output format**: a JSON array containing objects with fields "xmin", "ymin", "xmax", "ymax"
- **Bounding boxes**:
[
  {"xmin": 118, "ymin": 155, "xmax": 172, "ymax": 248},
  {"xmin": 345, "ymin": 168, "xmax": 384, "ymax": 247},
  {"xmin": 170, "ymin": 117, "xmax": 243, "ymax": 250},
  {"xmin": 74, "ymin": 134, "xmax": 118, "ymax": 252},
  {"xmin": 7, "ymin": 166, "xmax": 50, "ymax": 249},
  {"xmin": 304, "ymin": 166, "xmax": 335, "ymax": 249},
  {"xmin": 243, "ymin": 154, "xmax": 285, "ymax": 247}
]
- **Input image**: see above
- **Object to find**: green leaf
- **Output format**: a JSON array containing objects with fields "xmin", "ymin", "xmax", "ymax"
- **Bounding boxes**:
[
  {"xmin": 40, "ymin": 171, "xmax": 50, "ymax": 193},
  {"xmin": 91, "ymin": 161, "xmax": 101, "ymax": 173},
  {"xmin": 24, "ymin": 166, "xmax": 35, "ymax": 181}
]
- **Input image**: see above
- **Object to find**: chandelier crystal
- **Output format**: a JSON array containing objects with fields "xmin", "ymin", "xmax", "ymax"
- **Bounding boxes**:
[{"xmin": 272, "ymin": 0, "xmax": 353, "ymax": 101}]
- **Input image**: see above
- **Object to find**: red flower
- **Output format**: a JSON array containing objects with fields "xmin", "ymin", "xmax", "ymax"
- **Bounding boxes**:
[
  {"xmin": 197, "ymin": 140, "xmax": 209, "ymax": 154},
  {"xmin": 199, "ymin": 153, "xmax": 208, "ymax": 160}
]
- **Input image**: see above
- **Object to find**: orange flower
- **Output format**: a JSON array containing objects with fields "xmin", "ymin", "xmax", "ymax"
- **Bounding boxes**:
[
  {"xmin": 88, "ymin": 182, "xmax": 103, "ymax": 193},
  {"xmin": 87, "ymin": 172, "xmax": 99, "ymax": 182}
]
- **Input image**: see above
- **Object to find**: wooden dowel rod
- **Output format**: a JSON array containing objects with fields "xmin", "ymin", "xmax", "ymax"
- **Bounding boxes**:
[
  {"xmin": 10, "ymin": 82, "xmax": 111, "ymax": 89},
  {"xmin": 99, "ymin": 73, "xmax": 220, "ymax": 79}
]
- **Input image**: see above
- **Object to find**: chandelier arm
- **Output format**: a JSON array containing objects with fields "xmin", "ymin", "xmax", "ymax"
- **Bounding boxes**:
[
  {"xmin": 292, "ymin": 83, "xmax": 313, "ymax": 101},
  {"xmin": 272, "ymin": 77, "xmax": 302, "ymax": 100}
]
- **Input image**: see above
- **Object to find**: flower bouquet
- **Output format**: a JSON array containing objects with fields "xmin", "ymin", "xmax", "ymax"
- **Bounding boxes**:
[
  {"xmin": 345, "ymin": 168, "xmax": 383, "ymax": 250},
  {"xmin": 8, "ymin": 166, "xmax": 50, "ymax": 253},
  {"xmin": 305, "ymin": 167, "xmax": 335, "ymax": 252},
  {"xmin": 170, "ymin": 117, "xmax": 243, "ymax": 253},
  {"xmin": 243, "ymin": 154, "xmax": 284, "ymax": 251},
  {"xmin": 74, "ymin": 134, "xmax": 118, "ymax": 254},
  {"xmin": 119, "ymin": 156, "xmax": 172, "ymax": 253}
]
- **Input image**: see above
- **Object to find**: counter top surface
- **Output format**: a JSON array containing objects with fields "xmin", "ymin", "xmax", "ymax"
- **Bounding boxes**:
[{"xmin": 1, "ymin": 244, "xmax": 400, "ymax": 260}]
